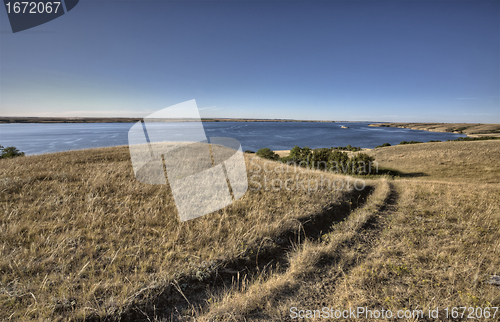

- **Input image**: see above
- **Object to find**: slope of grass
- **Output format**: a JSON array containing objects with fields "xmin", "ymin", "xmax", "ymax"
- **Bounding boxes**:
[
  {"xmin": 196, "ymin": 179, "xmax": 392, "ymax": 321},
  {"xmin": 331, "ymin": 180, "xmax": 500, "ymax": 315},
  {"xmin": 1, "ymin": 140, "xmax": 499, "ymax": 321},
  {"xmin": 368, "ymin": 140, "xmax": 500, "ymax": 183},
  {"xmin": 0, "ymin": 146, "xmax": 366, "ymax": 321},
  {"xmin": 193, "ymin": 140, "xmax": 500, "ymax": 321}
]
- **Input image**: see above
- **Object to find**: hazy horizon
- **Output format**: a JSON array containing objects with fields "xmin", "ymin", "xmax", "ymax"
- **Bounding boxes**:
[{"xmin": 0, "ymin": 116, "xmax": 499, "ymax": 125}]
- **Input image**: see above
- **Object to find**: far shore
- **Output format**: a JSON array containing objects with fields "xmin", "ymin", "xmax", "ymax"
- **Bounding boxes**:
[
  {"xmin": 0, "ymin": 117, "xmax": 337, "ymax": 123},
  {"xmin": 369, "ymin": 122, "xmax": 500, "ymax": 138},
  {"xmin": 2, "ymin": 118, "xmax": 498, "ymax": 137}
]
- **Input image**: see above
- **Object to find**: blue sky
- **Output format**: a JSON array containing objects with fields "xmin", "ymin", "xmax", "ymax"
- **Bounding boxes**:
[{"xmin": 0, "ymin": 0, "xmax": 499, "ymax": 122}]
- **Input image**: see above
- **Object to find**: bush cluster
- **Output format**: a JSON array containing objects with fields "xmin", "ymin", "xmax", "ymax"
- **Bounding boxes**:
[
  {"xmin": 256, "ymin": 146, "xmax": 376, "ymax": 175},
  {"xmin": 331, "ymin": 144, "xmax": 362, "ymax": 152},
  {"xmin": 255, "ymin": 148, "xmax": 280, "ymax": 160},
  {"xmin": 0, "ymin": 145, "xmax": 25, "ymax": 159},
  {"xmin": 375, "ymin": 143, "xmax": 391, "ymax": 148}
]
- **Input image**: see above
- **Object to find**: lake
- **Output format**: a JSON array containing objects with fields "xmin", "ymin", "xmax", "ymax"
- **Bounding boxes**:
[{"xmin": 0, "ymin": 122, "xmax": 465, "ymax": 155}]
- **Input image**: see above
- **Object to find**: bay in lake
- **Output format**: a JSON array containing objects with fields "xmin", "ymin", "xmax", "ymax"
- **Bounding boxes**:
[{"xmin": 0, "ymin": 122, "xmax": 465, "ymax": 155}]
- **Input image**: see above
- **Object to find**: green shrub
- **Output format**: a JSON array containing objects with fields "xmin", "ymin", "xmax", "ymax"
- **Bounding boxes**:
[
  {"xmin": 282, "ymin": 146, "xmax": 312, "ymax": 165},
  {"xmin": 327, "ymin": 150, "xmax": 350, "ymax": 173},
  {"xmin": 331, "ymin": 145, "xmax": 362, "ymax": 152},
  {"xmin": 311, "ymin": 148, "xmax": 331, "ymax": 170},
  {"xmin": 255, "ymin": 148, "xmax": 280, "ymax": 160},
  {"xmin": 399, "ymin": 140, "xmax": 422, "ymax": 145},
  {"xmin": 348, "ymin": 153, "xmax": 376, "ymax": 175},
  {"xmin": 375, "ymin": 143, "xmax": 391, "ymax": 148},
  {"xmin": 0, "ymin": 145, "xmax": 25, "ymax": 159},
  {"xmin": 280, "ymin": 145, "xmax": 377, "ymax": 175}
]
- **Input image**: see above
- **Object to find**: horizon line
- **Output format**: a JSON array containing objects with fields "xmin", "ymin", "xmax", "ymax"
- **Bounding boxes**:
[{"xmin": 0, "ymin": 116, "xmax": 497, "ymax": 124}]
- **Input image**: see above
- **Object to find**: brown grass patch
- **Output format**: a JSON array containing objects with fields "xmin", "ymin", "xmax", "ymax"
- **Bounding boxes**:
[
  {"xmin": 191, "ymin": 141, "xmax": 500, "ymax": 321},
  {"xmin": 368, "ymin": 140, "xmax": 500, "ymax": 183},
  {"xmin": 0, "ymin": 146, "xmax": 364, "ymax": 321},
  {"xmin": 1, "ymin": 140, "xmax": 499, "ymax": 321}
]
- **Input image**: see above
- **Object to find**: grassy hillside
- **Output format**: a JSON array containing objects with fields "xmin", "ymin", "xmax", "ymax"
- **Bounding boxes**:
[
  {"xmin": 370, "ymin": 140, "xmax": 500, "ymax": 183},
  {"xmin": 1, "ymin": 141, "xmax": 499, "ymax": 321},
  {"xmin": 194, "ymin": 141, "xmax": 500, "ymax": 321},
  {"xmin": 0, "ymin": 146, "xmax": 373, "ymax": 321}
]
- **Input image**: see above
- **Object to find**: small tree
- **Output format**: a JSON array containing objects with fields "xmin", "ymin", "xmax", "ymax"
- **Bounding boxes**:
[
  {"xmin": 255, "ymin": 148, "xmax": 280, "ymax": 161},
  {"xmin": 282, "ymin": 145, "xmax": 304, "ymax": 165},
  {"xmin": 0, "ymin": 145, "xmax": 25, "ymax": 159},
  {"xmin": 311, "ymin": 148, "xmax": 331, "ymax": 170},
  {"xmin": 349, "ymin": 153, "xmax": 376, "ymax": 175},
  {"xmin": 300, "ymin": 146, "xmax": 312, "ymax": 159},
  {"xmin": 328, "ymin": 150, "xmax": 349, "ymax": 173},
  {"xmin": 289, "ymin": 145, "xmax": 302, "ymax": 158}
]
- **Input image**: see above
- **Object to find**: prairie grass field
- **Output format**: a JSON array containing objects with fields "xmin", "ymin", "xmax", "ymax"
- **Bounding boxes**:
[{"xmin": 0, "ymin": 140, "xmax": 499, "ymax": 321}]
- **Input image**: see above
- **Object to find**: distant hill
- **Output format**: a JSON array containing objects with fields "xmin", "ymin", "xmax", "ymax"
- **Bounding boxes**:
[{"xmin": 369, "ymin": 122, "xmax": 500, "ymax": 137}]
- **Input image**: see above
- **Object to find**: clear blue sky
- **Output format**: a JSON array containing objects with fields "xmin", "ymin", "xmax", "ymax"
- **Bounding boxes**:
[{"xmin": 1, "ymin": 0, "xmax": 499, "ymax": 122}]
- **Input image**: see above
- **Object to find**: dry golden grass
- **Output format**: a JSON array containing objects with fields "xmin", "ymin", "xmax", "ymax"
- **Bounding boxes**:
[
  {"xmin": 196, "ymin": 178, "xmax": 392, "ymax": 321},
  {"xmin": 330, "ymin": 180, "xmax": 500, "ymax": 317},
  {"xmin": 273, "ymin": 150, "xmax": 291, "ymax": 158},
  {"xmin": 193, "ymin": 141, "xmax": 500, "ymax": 321},
  {"xmin": 368, "ymin": 140, "xmax": 500, "ymax": 183},
  {"xmin": 0, "ymin": 146, "xmax": 365, "ymax": 321},
  {"xmin": 1, "ymin": 140, "xmax": 499, "ymax": 321}
]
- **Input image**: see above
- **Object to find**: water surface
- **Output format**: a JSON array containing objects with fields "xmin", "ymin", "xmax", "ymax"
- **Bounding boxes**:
[{"xmin": 0, "ymin": 122, "xmax": 465, "ymax": 155}]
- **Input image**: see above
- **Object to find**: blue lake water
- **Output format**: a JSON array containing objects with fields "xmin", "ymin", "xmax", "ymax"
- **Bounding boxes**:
[{"xmin": 0, "ymin": 122, "xmax": 465, "ymax": 155}]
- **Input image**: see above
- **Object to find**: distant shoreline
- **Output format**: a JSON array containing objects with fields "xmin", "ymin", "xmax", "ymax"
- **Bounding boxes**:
[
  {"xmin": 369, "ymin": 122, "xmax": 500, "ymax": 138},
  {"xmin": 0, "ymin": 117, "xmax": 343, "ymax": 124}
]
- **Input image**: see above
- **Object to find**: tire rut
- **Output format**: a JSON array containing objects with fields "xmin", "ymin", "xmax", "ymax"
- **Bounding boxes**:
[
  {"xmin": 106, "ymin": 186, "xmax": 376, "ymax": 322},
  {"xmin": 252, "ymin": 182, "xmax": 398, "ymax": 321}
]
